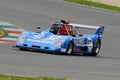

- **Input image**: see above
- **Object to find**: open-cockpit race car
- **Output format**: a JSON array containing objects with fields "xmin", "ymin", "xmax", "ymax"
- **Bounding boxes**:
[{"xmin": 16, "ymin": 20, "xmax": 105, "ymax": 56}]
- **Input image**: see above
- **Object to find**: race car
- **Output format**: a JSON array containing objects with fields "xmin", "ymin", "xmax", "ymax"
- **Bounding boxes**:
[{"xmin": 16, "ymin": 20, "xmax": 105, "ymax": 56}]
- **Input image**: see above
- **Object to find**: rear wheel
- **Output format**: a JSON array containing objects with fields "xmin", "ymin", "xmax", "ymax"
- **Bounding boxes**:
[
  {"xmin": 91, "ymin": 39, "xmax": 101, "ymax": 56},
  {"xmin": 66, "ymin": 41, "xmax": 73, "ymax": 55}
]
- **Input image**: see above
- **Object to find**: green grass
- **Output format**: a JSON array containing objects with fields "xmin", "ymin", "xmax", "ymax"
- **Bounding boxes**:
[
  {"xmin": 64, "ymin": 0, "xmax": 120, "ymax": 12},
  {"xmin": 0, "ymin": 74, "xmax": 65, "ymax": 80}
]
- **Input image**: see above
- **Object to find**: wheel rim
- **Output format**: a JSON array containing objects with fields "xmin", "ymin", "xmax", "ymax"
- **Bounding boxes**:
[
  {"xmin": 95, "ymin": 42, "xmax": 100, "ymax": 53},
  {"xmin": 67, "ymin": 42, "xmax": 72, "ymax": 54},
  {"xmin": 68, "ymin": 49, "xmax": 72, "ymax": 54}
]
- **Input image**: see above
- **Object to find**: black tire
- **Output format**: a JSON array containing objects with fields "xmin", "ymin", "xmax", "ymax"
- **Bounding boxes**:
[
  {"xmin": 66, "ymin": 41, "xmax": 73, "ymax": 55},
  {"xmin": 19, "ymin": 48, "xmax": 28, "ymax": 51},
  {"xmin": 91, "ymin": 39, "xmax": 101, "ymax": 56}
]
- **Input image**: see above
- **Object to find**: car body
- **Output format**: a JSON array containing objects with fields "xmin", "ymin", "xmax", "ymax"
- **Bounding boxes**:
[{"xmin": 16, "ymin": 20, "xmax": 105, "ymax": 56}]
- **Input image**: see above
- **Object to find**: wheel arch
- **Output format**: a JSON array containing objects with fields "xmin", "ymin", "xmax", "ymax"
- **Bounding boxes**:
[{"xmin": 62, "ymin": 37, "xmax": 73, "ymax": 48}]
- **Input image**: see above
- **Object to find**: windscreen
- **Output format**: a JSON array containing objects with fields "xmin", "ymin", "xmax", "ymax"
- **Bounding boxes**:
[
  {"xmin": 50, "ymin": 24, "xmax": 61, "ymax": 34},
  {"xmin": 73, "ymin": 27, "xmax": 96, "ymax": 35}
]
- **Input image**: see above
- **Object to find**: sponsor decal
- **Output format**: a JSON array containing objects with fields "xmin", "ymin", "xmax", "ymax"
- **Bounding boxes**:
[
  {"xmin": 61, "ymin": 48, "xmax": 66, "ymax": 52},
  {"xmin": 74, "ymin": 38, "xmax": 84, "ymax": 47},
  {"xmin": 50, "ymin": 35, "xmax": 62, "ymax": 40}
]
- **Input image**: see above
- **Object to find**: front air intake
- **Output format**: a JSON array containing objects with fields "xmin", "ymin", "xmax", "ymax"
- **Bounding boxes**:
[
  {"xmin": 32, "ymin": 45, "xmax": 41, "ymax": 48},
  {"xmin": 23, "ymin": 44, "xmax": 27, "ymax": 46},
  {"xmin": 45, "ymin": 47, "xmax": 49, "ymax": 49}
]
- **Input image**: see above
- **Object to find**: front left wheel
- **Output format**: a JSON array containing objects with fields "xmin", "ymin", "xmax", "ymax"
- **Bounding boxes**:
[{"xmin": 66, "ymin": 41, "xmax": 73, "ymax": 55}]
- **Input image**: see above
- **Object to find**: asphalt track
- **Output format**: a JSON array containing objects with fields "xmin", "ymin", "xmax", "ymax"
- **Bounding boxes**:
[{"xmin": 0, "ymin": 0, "xmax": 120, "ymax": 80}]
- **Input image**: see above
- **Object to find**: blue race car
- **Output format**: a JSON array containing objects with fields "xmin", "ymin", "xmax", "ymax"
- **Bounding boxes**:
[{"xmin": 16, "ymin": 20, "xmax": 105, "ymax": 56}]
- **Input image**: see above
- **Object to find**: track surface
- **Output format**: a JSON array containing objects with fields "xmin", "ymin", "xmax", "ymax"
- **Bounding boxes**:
[{"xmin": 0, "ymin": 0, "xmax": 120, "ymax": 80}]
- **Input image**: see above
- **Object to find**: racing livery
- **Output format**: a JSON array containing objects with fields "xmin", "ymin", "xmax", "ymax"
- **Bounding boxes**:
[{"xmin": 16, "ymin": 20, "xmax": 105, "ymax": 56}]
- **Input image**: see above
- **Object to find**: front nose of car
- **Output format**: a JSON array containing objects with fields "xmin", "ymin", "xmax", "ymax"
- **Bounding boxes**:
[{"xmin": 21, "ymin": 39, "xmax": 60, "ymax": 51}]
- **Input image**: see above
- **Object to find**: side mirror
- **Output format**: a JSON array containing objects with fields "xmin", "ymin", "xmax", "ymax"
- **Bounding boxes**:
[
  {"xmin": 37, "ymin": 26, "xmax": 40, "ymax": 29},
  {"xmin": 36, "ymin": 26, "xmax": 41, "ymax": 32}
]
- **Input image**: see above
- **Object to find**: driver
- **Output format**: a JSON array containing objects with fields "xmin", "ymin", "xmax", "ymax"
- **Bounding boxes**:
[
  {"xmin": 50, "ymin": 20, "xmax": 73, "ymax": 35},
  {"xmin": 59, "ymin": 20, "xmax": 73, "ymax": 35},
  {"xmin": 50, "ymin": 20, "xmax": 61, "ymax": 34}
]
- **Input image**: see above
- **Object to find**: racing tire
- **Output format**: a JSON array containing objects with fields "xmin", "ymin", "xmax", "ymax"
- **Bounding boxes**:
[
  {"xmin": 91, "ymin": 39, "xmax": 101, "ymax": 56},
  {"xmin": 66, "ymin": 41, "xmax": 73, "ymax": 55}
]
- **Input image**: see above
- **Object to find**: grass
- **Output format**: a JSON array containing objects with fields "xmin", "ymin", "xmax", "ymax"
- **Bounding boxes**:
[
  {"xmin": 0, "ymin": 74, "xmax": 65, "ymax": 80},
  {"xmin": 64, "ymin": 0, "xmax": 120, "ymax": 12}
]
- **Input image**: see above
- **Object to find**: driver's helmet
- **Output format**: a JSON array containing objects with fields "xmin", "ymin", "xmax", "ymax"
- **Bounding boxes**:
[{"xmin": 50, "ymin": 20, "xmax": 61, "ymax": 34}]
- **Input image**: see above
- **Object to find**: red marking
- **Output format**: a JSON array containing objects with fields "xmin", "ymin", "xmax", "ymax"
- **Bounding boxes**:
[
  {"xmin": 0, "ymin": 39, "xmax": 16, "ymax": 42},
  {"xmin": 6, "ymin": 30, "xmax": 22, "ymax": 34},
  {"xmin": 74, "ymin": 48, "xmax": 82, "ymax": 50}
]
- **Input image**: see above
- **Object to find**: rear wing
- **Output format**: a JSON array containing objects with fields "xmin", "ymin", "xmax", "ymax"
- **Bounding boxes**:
[{"xmin": 70, "ymin": 23, "xmax": 105, "ymax": 35}]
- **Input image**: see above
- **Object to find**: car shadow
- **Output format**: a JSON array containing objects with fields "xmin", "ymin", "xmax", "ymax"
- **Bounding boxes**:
[
  {"xmin": 13, "ymin": 47, "xmax": 98, "ymax": 57},
  {"xmin": 12, "ymin": 47, "xmax": 120, "ymax": 59}
]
